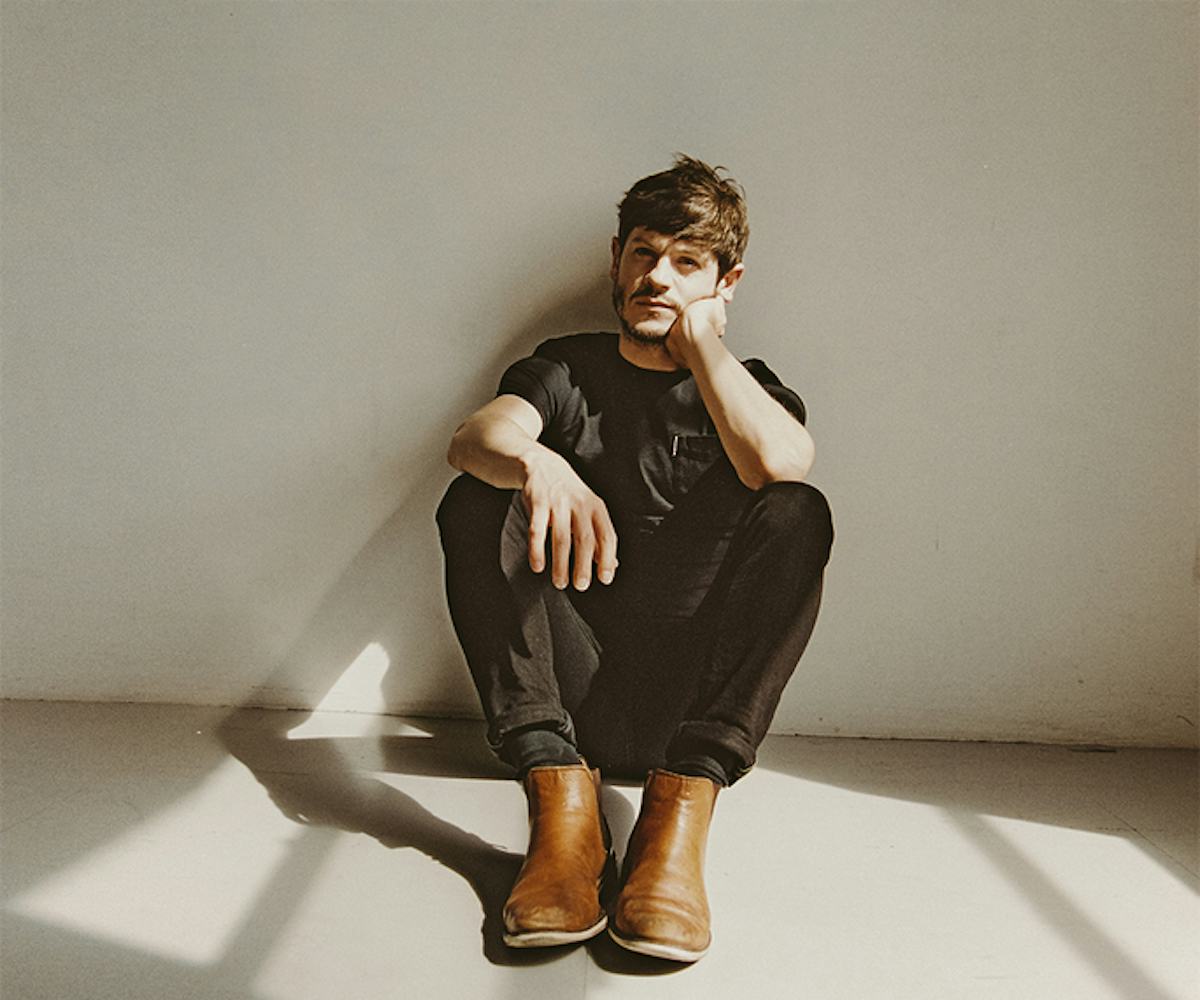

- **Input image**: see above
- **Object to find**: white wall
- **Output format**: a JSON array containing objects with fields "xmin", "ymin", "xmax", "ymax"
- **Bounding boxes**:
[{"xmin": 3, "ymin": 1, "xmax": 1196, "ymax": 746}]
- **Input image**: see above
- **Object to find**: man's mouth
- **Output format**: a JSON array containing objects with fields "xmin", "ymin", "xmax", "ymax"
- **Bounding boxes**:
[{"xmin": 632, "ymin": 297, "xmax": 675, "ymax": 312}]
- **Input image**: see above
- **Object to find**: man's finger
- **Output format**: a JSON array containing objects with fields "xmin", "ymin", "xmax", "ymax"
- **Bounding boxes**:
[
  {"xmin": 527, "ymin": 499, "xmax": 549, "ymax": 574},
  {"xmin": 573, "ymin": 514, "xmax": 595, "ymax": 591},
  {"xmin": 595, "ymin": 512, "xmax": 618, "ymax": 585},
  {"xmin": 550, "ymin": 504, "xmax": 572, "ymax": 590}
]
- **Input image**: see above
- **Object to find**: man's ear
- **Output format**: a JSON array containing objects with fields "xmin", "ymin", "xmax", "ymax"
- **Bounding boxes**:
[
  {"xmin": 610, "ymin": 236, "xmax": 622, "ymax": 282},
  {"xmin": 715, "ymin": 263, "xmax": 745, "ymax": 303}
]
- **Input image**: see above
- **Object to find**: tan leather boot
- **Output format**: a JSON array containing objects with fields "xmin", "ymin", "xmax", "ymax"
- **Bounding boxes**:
[
  {"xmin": 609, "ymin": 769, "xmax": 719, "ymax": 962},
  {"xmin": 502, "ymin": 762, "xmax": 614, "ymax": 947}
]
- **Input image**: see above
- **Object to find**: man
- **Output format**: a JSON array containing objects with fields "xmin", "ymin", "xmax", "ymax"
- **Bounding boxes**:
[{"xmin": 436, "ymin": 155, "xmax": 832, "ymax": 963}]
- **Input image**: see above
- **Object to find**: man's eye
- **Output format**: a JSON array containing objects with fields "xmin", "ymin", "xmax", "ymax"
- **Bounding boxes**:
[
  {"xmin": 678, "ymin": 257, "xmax": 699, "ymax": 269},
  {"xmin": 634, "ymin": 248, "xmax": 655, "ymax": 258}
]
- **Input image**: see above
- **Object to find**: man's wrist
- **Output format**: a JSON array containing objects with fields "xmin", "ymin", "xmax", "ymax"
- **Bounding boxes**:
[
  {"xmin": 517, "ymin": 441, "xmax": 563, "ymax": 484},
  {"xmin": 678, "ymin": 325, "xmax": 726, "ymax": 372}
]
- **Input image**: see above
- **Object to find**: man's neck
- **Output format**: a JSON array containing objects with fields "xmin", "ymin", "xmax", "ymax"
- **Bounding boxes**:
[{"xmin": 617, "ymin": 332, "xmax": 680, "ymax": 372}]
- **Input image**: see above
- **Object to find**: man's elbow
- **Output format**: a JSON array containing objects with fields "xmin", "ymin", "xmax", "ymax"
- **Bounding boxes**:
[
  {"xmin": 446, "ymin": 423, "xmax": 470, "ymax": 471},
  {"xmin": 741, "ymin": 440, "xmax": 815, "ymax": 489}
]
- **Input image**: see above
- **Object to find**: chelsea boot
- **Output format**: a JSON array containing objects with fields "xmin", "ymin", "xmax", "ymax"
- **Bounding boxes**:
[
  {"xmin": 609, "ymin": 769, "xmax": 718, "ymax": 962},
  {"xmin": 502, "ymin": 762, "xmax": 614, "ymax": 947}
]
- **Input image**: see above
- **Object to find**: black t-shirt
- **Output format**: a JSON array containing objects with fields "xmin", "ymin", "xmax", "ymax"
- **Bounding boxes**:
[{"xmin": 498, "ymin": 332, "xmax": 806, "ymax": 540}]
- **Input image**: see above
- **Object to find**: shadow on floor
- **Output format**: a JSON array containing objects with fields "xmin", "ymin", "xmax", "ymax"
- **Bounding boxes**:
[
  {"xmin": 215, "ymin": 708, "xmax": 667, "ymax": 972},
  {"xmin": 758, "ymin": 734, "xmax": 1199, "ymax": 1000},
  {"xmin": 758, "ymin": 734, "xmax": 1199, "ymax": 883}
]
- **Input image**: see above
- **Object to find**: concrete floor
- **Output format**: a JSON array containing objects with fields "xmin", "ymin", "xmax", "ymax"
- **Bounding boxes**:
[{"xmin": 0, "ymin": 700, "xmax": 1196, "ymax": 1000}]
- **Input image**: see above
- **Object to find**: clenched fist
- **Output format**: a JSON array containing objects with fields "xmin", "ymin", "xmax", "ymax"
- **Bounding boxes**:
[{"xmin": 665, "ymin": 295, "xmax": 727, "ymax": 370}]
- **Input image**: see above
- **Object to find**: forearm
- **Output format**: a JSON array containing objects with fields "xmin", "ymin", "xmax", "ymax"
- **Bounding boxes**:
[
  {"xmin": 447, "ymin": 412, "xmax": 559, "ymax": 490},
  {"xmin": 447, "ymin": 395, "xmax": 617, "ymax": 589},
  {"xmin": 686, "ymin": 335, "xmax": 815, "ymax": 489}
]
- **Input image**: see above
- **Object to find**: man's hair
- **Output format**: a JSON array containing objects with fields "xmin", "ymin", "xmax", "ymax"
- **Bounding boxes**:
[{"xmin": 616, "ymin": 154, "xmax": 749, "ymax": 276}]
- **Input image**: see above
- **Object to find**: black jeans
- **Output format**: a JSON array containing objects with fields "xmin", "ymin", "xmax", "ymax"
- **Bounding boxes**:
[{"xmin": 436, "ymin": 465, "xmax": 833, "ymax": 784}]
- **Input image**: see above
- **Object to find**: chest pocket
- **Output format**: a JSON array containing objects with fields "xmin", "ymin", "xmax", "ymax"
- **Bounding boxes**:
[{"xmin": 670, "ymin": 434, "xmax": 725, "ymax": 495}]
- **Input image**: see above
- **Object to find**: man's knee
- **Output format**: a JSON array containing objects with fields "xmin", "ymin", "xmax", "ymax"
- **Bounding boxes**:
[
  {"xmin": 436, "ymin": 474, "xmax": 512, "ymax": 543},
  {"xmin": 750, "ymin": 481, "xmax": 834, "ymax": 556}
]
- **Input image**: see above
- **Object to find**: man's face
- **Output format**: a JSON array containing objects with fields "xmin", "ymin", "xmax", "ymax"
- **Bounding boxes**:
[{"xmin": 610, "ymin": 227, "xmax": 740, "ymax": 345}]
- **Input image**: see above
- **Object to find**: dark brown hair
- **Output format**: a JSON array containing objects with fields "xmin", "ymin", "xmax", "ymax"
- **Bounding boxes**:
[{"xmin": 616, "ymin": 154, "xmax": 749, "ymax": 276}]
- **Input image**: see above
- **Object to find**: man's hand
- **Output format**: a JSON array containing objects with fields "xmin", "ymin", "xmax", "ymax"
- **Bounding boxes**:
[
  {"xmin": 447, "ymin": 393, "xmax": 619, "ymax": 589},
  {"xmin": 664, "ymin": 295, "xmax": 727, "ymax": 370},
  {"xmin": 522, "ymin": 450, "xmax": 618, "ymax": 591}
]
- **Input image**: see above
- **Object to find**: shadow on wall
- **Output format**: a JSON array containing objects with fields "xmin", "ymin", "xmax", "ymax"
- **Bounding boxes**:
[{"xmin": 243, "ymin": 271, "xmax": 614, "ymax": 719}]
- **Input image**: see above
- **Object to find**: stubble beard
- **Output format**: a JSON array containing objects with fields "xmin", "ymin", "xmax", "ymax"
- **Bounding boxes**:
[{"xmin": 612, "ymin": 280, "xmax": 670, "ymax": 347}]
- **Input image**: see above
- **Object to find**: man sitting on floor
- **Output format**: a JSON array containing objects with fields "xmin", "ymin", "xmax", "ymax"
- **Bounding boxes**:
[{"xmin": 436, "ymin": 155, "xmax": 833, "ymax": 963}]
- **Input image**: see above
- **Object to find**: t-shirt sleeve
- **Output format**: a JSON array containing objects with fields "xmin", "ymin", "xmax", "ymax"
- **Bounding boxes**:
[
  {"xmin": 743, "ymin": 358, "xmax": 807, "ymax": 425},
  {"xmin": 496, "ymin": 343, "xmax": 572, "ymax": 431}
]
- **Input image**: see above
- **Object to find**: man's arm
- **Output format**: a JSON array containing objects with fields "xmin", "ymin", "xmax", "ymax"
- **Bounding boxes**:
[
  {"xmin": 666, "ymin": 298, "xmax": 815, "ymax": 490},
  {"xmin": 447, "ymin": 394, "xmax": 618, "ymax": 590}
]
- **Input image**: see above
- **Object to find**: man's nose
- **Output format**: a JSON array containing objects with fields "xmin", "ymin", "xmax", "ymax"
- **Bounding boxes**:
[{"xmin": 646, "ymin": 254, "xmax": 674, "ymax": 289}]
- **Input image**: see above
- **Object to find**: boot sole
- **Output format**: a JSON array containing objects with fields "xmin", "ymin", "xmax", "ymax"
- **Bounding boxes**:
[
  {"xmin": 607, "ymin": 926, "xmax": 709, "ymax": 963},
  {"xmin": 502, "ymin": 914, "xmax": 607, "ymax": 948}
]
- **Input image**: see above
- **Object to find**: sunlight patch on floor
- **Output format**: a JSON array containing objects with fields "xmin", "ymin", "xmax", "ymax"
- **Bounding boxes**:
[{"xmin": 8, "ymin": 758, "xmax": 302, "ymax": 966}]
